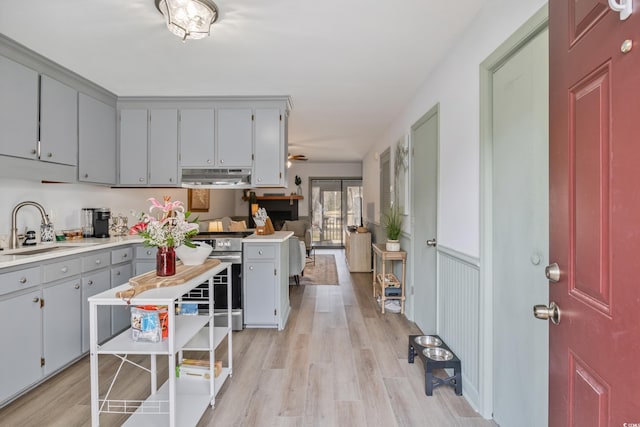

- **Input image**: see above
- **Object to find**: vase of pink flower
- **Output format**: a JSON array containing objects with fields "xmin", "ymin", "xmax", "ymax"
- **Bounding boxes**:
[{"xmin": 130, "ymin": 197, "xmax": 199, "ymax": 277}]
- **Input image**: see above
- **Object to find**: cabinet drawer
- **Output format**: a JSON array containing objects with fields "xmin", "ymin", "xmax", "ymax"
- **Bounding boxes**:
[
  {"xmin": 111, "ymin": 247, "xmax": 133, "ymax": 265},
  {"xmin": 135, "ymin": 246, "xmax": 156, "ymax": 260},
  {"xmin": 111, "ymin": 263, "xmax": 132, "ymax": 287},
  {"xmin": 245, "ymin": 245, "xmax": 275, "ymax": 260},
  {"xmin": 82, "ymin": 251, "xmax": 111, "ymax": 273},
  {"xmin": 0, "ymin": 266, "xmax": 41, "ymax": 296},
  {"xmin": 43, "ymin": 258, "xmax": 81, "ymax": 283}
]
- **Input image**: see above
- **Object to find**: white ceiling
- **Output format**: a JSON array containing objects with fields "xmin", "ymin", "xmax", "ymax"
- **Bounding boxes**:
[{"xmin": 0, "ymin": 0, "xmax": 488, "ymax": 162}]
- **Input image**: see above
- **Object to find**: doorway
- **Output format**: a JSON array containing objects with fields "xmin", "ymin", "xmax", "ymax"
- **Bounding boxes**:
[
  {"xmin": 480, "ymin": 6, "xmax": 548, "ymax": 423},
  {"xmin": 310, "ymin": 178, "xmax": 363, "ymax": 247},
  {"xmin": 410, "ymin": 105, "xmax": 439, "ymax": 333}
]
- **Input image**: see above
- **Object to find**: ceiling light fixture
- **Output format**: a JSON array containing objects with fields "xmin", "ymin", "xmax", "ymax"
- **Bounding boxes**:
[{"xmin": 155, "ymin": 0, "xmax": 218, "ymax": 41}]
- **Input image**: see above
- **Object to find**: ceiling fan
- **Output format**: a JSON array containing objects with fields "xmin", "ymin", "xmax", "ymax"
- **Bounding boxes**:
[{"xmin": 287, "ymin": 154, "xmax": 308, "ymax": 161}]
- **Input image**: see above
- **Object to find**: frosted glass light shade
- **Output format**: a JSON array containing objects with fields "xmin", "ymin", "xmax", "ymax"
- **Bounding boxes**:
[{"xmin": 156, "ymin": 0, "xmax": 218, "ymax": 41}]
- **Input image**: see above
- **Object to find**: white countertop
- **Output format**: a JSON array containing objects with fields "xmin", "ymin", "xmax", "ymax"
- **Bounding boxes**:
[
  {"xmin": 242, "ymin": 230, "xmax": 294, "ymax": 243},
  {"xmin": 0, "ymin": 235, "xmax": 144, "ymax": 269}
]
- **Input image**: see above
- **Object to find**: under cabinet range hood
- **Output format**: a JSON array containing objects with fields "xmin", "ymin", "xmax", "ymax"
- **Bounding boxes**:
[{"xmin": 181, "ymin": 168, "xmax": 252, "ymax": 188}]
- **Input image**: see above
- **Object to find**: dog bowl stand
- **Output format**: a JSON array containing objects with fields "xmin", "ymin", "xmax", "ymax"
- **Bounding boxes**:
[{"xmin": 408, "ymin": 334, "xmax": 462, "ymax": 396}]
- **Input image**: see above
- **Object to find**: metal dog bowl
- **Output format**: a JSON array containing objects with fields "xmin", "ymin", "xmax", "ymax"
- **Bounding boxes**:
[
  {"xmin": 423, "ymin": 347, "xmax": 453, "ymax": 361},
  {"xmin": 414, "ymin": 335, "xmax": 442, "ymax": 348}
]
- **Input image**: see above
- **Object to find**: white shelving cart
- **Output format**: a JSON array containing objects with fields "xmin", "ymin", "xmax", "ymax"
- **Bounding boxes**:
[{"xmin": 88, "ymin": 261, "xmax": 232, "ymax": 426}]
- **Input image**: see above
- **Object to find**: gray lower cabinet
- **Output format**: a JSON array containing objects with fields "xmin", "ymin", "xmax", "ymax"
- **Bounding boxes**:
[
  {"xmin": 0, "ymin": 54, "xmax": 38, "ymax": 160},
  {"xmin": 0, "ymin": 288, "xmax": 42, "ymax": 404},
  {"xmin": 134, "ymin": 245, "xmax": 156, "ymax": 275},
  {"xmin": 42, "ymin": 279, "xmax": 82, "ymax": 375},
  {"xmin": 110, "ymin": 246, "xmax": 133, "ymax": 334},
  {"xmin": 79, "ymin": 93, "xmax": 117, "ymax": 184},
  {"xmin": 81, "ymin": 269, "xmax": 111, "ymax": 353},
  {"xmin": 243, "ymin": 239, "xmax": 290, "ymax": 330}
]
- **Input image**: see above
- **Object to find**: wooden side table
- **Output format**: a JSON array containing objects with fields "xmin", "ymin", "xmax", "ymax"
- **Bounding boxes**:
[{"xmin": 372, "ymin": 243, "xmax": 407, "ymax": 314}]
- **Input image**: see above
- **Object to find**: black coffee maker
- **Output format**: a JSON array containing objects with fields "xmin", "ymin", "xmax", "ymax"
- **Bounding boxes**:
[{"xmin": 93, "ymin": 208, "xmax": 111, "ymax": 238}]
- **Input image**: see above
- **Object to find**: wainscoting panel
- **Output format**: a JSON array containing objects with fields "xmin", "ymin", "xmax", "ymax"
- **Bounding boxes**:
[{"xmin": 437, "ymin": 246, "xmax": 481, "ymax": 408}]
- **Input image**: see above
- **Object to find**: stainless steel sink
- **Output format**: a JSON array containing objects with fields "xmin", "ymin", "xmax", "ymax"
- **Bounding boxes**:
[{"xmin": 8, "ymin": 246, "xmax": 72, "ymax": 256}]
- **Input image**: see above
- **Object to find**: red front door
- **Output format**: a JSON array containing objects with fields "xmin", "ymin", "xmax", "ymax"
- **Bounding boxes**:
[{"xmin": 549, "ymin": 1, "xmax": 640, "ymax": 425}]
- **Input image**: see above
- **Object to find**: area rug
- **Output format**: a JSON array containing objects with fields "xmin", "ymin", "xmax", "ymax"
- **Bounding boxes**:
[{"xmin": 291, "ymin": 254, "xmax": 339, "ymax": 285}]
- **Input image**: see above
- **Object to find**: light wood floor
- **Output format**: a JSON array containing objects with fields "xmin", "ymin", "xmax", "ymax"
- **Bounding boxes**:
[{"xmin": 0, "ymin": 249, "xmax": 496, "ymax": 427}]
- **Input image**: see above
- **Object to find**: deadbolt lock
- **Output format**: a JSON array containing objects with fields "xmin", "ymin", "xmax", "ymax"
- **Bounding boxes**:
[{"xmin": 545, "ymin": 263, "xmax": 561, "ymax": 283}]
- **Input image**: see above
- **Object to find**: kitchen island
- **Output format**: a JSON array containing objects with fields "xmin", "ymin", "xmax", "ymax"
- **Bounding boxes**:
[{"xmin": 242, "ymin": 230, "xmax": 293, "ymax": 330}]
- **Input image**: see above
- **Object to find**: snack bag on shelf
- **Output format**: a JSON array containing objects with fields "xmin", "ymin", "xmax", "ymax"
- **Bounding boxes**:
[{"xmin": 130, "ymin": 305, "xmax": 168, "ymax": 342}]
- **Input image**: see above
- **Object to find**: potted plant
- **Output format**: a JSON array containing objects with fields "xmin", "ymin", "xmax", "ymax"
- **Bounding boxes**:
[{"xmin": 383, "ymin": 206, "xmax": 403, "ymax": 251}]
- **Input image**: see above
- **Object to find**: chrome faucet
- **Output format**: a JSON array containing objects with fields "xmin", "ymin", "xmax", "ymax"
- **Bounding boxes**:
[{"xmin": 10, "ymin": 201, "xmax": 50, "ymax": 249}]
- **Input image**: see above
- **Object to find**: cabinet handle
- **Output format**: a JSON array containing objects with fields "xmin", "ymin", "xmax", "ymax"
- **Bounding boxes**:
[
  {"xmin": 31, "ymin": 148, "xmax": 37, "ymax": 155},
  {"xmin": 169, "ymin": 178, "xmax": 173, "ymax": 183},
  {"xmin": 61, "ymin": 266, "xmax": 68, "ymax": 273},
  {"xmin": 146, "ymin": 250, "xmax": 152, "ymax": 255},
  {"xmin": 74, "ymin": 284, "xmax": 80, "ymax": 289},
  {"xmin": 88, "ymin": 280, "xmax": 94, "ymax": 286},
  {"xmin": 257, "ymin": 178, "xmax": 262, "ymax": 182},
  {"xmin": 33, "ymin": 297, "xmax": 40, "ymax": 303},
  {"xmin": 258, "ymin": 250, "xmax": 263, "ymax": 255},
  {"xmin": 139, "ymin": 177, "xmax": 144, "ymax": 182},
  {"xmin": 19, "ymin": 277, "xmax": 27, "ymax": 284},
  {"xmin": 84, "ymin": 173, "xmax": 89, "ymax": 178},
  {"xmin": 123, "ymin": 253, "xmax": 128, "ymax": 258},
  {"xmin": 116, "ymin": 271, "xmax": 121, "ymax": 276},
  {"xmin": 220, "ymin": 159, "xmax": 224, "ymax": 164},
  {"xmin": 95, "ymin": 259, "xmax": 101, "ymax": 265},
  {"xmin": 47, "ymin": 152, "xmax": 53, "ymax": 158},
  {"xmin": 249, "ymin": 266, "xmax": 254, "ymax": 270},
  {"xmin": 207, "ymin": 159, "xmax": 212, "ymax": 164}
]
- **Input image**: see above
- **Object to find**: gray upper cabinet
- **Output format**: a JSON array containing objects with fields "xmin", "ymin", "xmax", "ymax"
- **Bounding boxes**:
[
  {"xmin": 149, "ymin": 109, "xmax": 178, "ymax": 185},
  {"xmin": 254, "ymin": 108, "xmax": 285, "ymax": 186},
  {"xmin": 217, "ymin": 108, "xmax": 253, "ymax": 168},
  {"xmin": 40, "ymin": 75, "xmax": 78, "ymax": 166},
  {"xmin": 79, "ymin": 93, "xmax": 116, "ymax": 185},
  {"xmin": 180, "ymin": 109, "xmax": 215, "ymax": 167},
  {"xmin": 0, "ymin": 55, "xmax": 38, "ymax": 160},
  {"xmin": 119, "ymin": 109, "xmax": 148, "ymax": 185}
]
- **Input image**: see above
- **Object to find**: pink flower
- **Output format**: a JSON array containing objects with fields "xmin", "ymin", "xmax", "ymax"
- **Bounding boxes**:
[{"xmin": 129, "ymin": 221, "xmax": 148, "ymax": 235}]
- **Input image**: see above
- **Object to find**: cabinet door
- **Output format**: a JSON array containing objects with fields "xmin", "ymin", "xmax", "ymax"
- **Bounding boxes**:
[
  {"xmin": 78, "ymin": 93, "xmax": 116, "ymax": 184},
  {"xmin": 179, "ymin": 109, "xmax": 215, "ymax": 167},
  {"xmin": 244, "ymin": 261, "xmax": 276, "ymax": 325},
  {"xmin": 149, "ymin": 109, "xmax": 178, "ymax": 185},
  {"xmin": 81, "ymin": 269, "xmax": 111, "ymax": 352},
  {"xmin": 40, "ymin": 75, "xmax": 78, "ymax": 166},
  {"xmin": 43, "ymin": 279, "xmax": 82, "ymax": 375},
  {"xmin": 254, "ymin": 108, "xmax": 283, "ymax": 186},
  {"xmin": 217, "ymin": 108, "xmax": 253, "ymax": 167},
  {"xmin": 0, "ymin": 55, "xmax": 38, "ymax": 159},
  {"xmin": 119, "ymin": 109, "xmax": 148, "ymax": 185},
  {"xmin": 0, "ymin": 289, "xmax": 42, "ymax": 403},
  {"xmin": 111, "ymin": 263, "xmax": 133, "ymax": 334}
]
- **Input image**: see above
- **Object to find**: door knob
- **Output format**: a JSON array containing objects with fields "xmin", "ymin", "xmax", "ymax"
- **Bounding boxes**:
[
  {"xmin": 426, "ymin": 239, "xmax": 437, "ymax": 247},
  {"xmin": 533, "ymin": 301, "xmax": 561, "ymax": 324},
  {"xmin": 545, "ymin": 263, "xmax": 561, "ymax": 282}
]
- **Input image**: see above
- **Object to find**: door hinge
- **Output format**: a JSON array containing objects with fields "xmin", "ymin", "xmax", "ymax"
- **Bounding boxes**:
[
  {"xmin": 274, "ymin": 308, "xmax": 277, "ymax": 316},
  {"xmin": 252, "ymin": 114, "xmax": 255, "ymax": 121},
  {"xmin": 40, "ymin": 298, "xmax": 44, "ymax": 308},
  {"xmin": 279, "ymin": 172, "xmax": 282, "ymax": 178},
  {"xmin": 279, "ymin": 114, "xmax": 282, "ymax": 121},
  {"xmin": 274, "ymin": 269, "xmax": 277, "ymax": 276},
  {"xmin": 40, "ymin": 357, "xmax": 45, "ymax": 367},
  {"xmin": 252, "ymin": 153, "xmax": 255, "ymax": 160}
]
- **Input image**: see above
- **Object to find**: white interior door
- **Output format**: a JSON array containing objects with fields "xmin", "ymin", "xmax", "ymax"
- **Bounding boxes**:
[
  {"xmin": 411, "ymin": 106, "xmax": 438, "ymax": 333},
  {"xmin": 491, "ymin": 27, "xmax": 548, "ymax": 426}
]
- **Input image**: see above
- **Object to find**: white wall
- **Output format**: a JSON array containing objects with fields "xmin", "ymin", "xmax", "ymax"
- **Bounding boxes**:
[
  {"xmin": 363, "ymin": 0, "xmax": 546, "ymax": 258},
  {"xmin": 0, "ymin": 178, "xmax": 236, "ymax": 245},
  {"xmin": 233, "ymin": 161, "xmax": 362, "ymax": 217}
]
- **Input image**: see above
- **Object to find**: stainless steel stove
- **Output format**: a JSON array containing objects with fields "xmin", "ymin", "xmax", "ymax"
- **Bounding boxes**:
[{"xmin": 193, "ymin": 231, "xmax": 251, "ymax": 331}]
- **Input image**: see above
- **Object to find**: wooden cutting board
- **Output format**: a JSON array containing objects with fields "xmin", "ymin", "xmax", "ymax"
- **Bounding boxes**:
[{"xmin": 115, "ymin": 258, "xmax": 221, "ymax": 300}]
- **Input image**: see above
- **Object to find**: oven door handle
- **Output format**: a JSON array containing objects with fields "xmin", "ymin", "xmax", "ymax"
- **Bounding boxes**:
[{"xmin": 210, "ymin": 255, "xmax": 242, "ymax": 262}]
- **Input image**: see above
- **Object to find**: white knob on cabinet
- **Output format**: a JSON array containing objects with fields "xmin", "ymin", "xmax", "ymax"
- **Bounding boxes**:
[
  {"xmin": 88, "ymin": 280, "xmax": 93, "ymax": 286},
  {"xmin": 139, "ymin": 177, "xmax": 144, "ymax": 182},
  {"xmin": 33, "ymin": 297, "xmax": 40, "ymax": 303},
  {"xmin": 249, "ymin": 266, "xmax": 254, "ymax": 270},
  {"xmin": 147, "ymin": 250, "xmax": 152, "ymax": 255},
  {"xmin": 95, "ymin": 259, "xmax": 101, "ymax": 264},
  {"xmin": 61, "ymin": 266, "xmax": 68, "ymax": 273},
  {"xmin": 19, "ymin": 277, "xmax": 27, "ymax": 284},
  {"xmin": 207, "ymin": 159, "xmax": 212, "ymax": 164},
  {"xmin": 74, "ymin": 284, "xmax": 80, "ymax": 289},
  {"xmin": 258, "ymin": 250, "xmax": 263, "ymax": 255}
]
